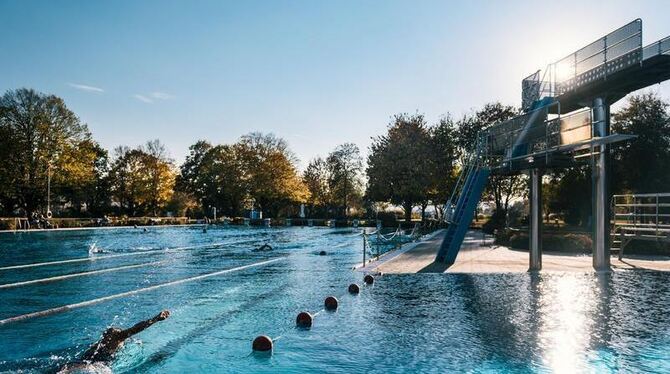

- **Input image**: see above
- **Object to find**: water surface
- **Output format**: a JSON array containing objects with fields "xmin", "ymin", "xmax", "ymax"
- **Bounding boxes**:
[{"xmin": 0, "ymin": 226, "xmax": 668, "ymax": 373}]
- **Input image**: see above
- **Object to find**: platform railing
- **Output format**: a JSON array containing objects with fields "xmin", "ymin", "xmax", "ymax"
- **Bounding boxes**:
[
  {"xmin": 484, "ymin": 104, "xmax": 594, "ymax": 170},
  {"xmin": 642, "ymin": 36, "xmax": 670, "ymax": 60},
  {"xmin": 611, "ymin": 193, "xmax": 670, "ymax": 259},
  {"xmin": 522, "ymin": 19, "xmax": 643, "ymax": 104}
]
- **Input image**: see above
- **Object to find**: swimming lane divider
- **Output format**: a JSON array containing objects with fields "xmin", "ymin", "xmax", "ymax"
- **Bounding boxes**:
[
  {"xmin": 0, "ymin": 239, "xmax": 254, "ymax": 271},
  {"xmin": 0, "ymin": 260, "xmax": 167, "ymax": 290},
  {"xmin": 0, "ymin": 257, "xmax": 285, "ymax": 326}
]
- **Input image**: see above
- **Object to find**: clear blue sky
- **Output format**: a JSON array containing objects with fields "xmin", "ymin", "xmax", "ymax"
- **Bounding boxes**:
[{"xmin": 2, "ymin": 0, "xmax": 669, "ymax": 167}]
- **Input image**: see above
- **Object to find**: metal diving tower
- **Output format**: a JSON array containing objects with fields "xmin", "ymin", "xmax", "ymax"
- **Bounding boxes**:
[{"xmin": 433, "ymin": 19, "xmax": 670, "ymax": 271}]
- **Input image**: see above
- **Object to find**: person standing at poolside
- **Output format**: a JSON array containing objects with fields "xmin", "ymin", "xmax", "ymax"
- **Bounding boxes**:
[{"xmin": 58, "ymin": 310, "xmax": 170, "ymax": 373}]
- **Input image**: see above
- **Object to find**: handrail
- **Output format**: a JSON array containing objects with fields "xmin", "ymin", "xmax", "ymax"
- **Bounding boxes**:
[
  {"xmin": 610, "ymin": 192, "xmax": 670, "ymax": 259},
  {"xmin": 613, "ymin": 192, "xmax": 670, "ymax": 198},
  {"xmin": 522, "ymin": 19, "xmax": 643, "ymax": 102},
  {"xmin": 445, "ymin": 135, "xmax": 486, "ymax": 223}
]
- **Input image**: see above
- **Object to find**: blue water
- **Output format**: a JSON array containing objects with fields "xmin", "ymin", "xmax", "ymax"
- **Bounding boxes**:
[{"xmin": 0, "ymin": 226, "xmax": 669, "ymax": 373}]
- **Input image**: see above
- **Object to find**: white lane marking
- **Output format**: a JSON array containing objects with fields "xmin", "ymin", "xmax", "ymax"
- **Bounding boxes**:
[
  {"xmin": 0, "ymin": 257, "xmax": 285, "ymax": 326},
  {"xmin": 0, "ymin": 260, "xmax": 166, "ymax": 289},
  {"xmin": 0, "ymin": 239, "xmax": 253, "ymax": 271}
]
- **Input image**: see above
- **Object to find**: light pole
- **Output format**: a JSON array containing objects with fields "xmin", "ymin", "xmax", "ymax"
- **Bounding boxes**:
[{"xmin": 47, "ymin": 162, "xmax": 52, "ymax": 218}]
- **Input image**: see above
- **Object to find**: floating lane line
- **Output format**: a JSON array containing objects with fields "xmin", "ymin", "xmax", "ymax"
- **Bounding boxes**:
[
  {"xmin": 0, "ymin": 257, "xmax": 286, "ymax": 326},
  {"xmin": 0, "ymin": 239, "xmax": 254, "ymax": 271},
  {"xmin": 0, "ymin": 260, "xmax": 167, "ymax": 290}
]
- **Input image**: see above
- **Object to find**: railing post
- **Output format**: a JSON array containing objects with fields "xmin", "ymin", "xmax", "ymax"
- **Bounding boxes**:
[
  {"xmin": 656, "ymin": 194, "xmax": 660, "ymax": 237},
  {"xmin": 363, "ymin": 233, "xmax": 367, "ymax": 265}
]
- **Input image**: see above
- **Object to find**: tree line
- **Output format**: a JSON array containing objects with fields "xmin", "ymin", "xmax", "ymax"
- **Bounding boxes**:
[{"xmin": 1, "ymin": 87, "xmax": 669, "ymax": 227}]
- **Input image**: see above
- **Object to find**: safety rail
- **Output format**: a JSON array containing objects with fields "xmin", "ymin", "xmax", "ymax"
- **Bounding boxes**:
[
  {"xmin": 445, "ymin": 134, "xmax": 487, "ymax": 221},
  {"xmin": 642, "ymin": 36, "xmax": 670, "ymax": 60},
  {"xmin": 611, "ymin": 193, "xmax": 670, "ymax": 259},
  {"xmin": 360, "ymin": 223, "xmax": 427, "ymax": 265},
  {"xmin": 483, "ymin": 103, "xmax": 595, "ymax": 170},
  {"xmin": 522, "ymin": 19, "xmax": 643, "ymax": 110}
]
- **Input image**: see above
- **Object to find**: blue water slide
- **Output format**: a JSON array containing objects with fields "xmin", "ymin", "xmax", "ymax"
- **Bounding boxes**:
[{"xmin": 435, "ymin": 167, "xmax": 490, "ymax": 265}]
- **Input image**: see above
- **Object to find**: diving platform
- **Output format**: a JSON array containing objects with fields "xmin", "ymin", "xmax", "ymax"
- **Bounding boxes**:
[
  {"xmin": 432, "ymin": 19, "xmax": 670, "ymax": 271},
  {"xmin": 523, "ymin": 20, "xmax": 670, "ymax": 115}
]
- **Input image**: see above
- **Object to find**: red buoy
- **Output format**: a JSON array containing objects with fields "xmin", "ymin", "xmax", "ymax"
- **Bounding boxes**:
[
  {"xmin": 348, "ymin": 283, "xmax": 360, "ymax": 294},
  {"xmin": 324, "ymin": 296, "xmax": 339, "ymax": 311},
  {"xmin": 296, "ymin": 311, "xmax": 313, "ymax": 328},
  {"xmin": 252, "ymin": 335, "xmax": 273, "ymax": 352},
  {"xmin": 364, "ymin": 274, "xmax": 374, "ymax": 285}
]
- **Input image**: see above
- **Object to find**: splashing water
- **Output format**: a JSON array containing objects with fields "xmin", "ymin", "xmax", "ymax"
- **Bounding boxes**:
[{"xmin": 88, "ymin": 242, "xmax": 105, "ymax": 255}]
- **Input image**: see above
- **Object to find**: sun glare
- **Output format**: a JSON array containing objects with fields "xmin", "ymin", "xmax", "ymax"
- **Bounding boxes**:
[{"xmin": 539, "ymin": 276, "xmax": 593, "ymax": 373}]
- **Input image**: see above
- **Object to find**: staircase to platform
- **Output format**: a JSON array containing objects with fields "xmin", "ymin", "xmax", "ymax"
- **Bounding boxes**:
[{"xmin": 435, "ymin": 140, "xmax": 490, "ymax": 265}]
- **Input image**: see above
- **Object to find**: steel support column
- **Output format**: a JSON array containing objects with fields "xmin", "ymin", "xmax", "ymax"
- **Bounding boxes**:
[
  {"xmin": 592, "ymin": 97, "xmax": 611, "ymax": 271},
  {"xmin": 529, "ymin": 168, "xmax": 543, "ymax": 271}
]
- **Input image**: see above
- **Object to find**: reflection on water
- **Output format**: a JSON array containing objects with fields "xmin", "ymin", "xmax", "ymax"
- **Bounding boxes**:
[
  {"xmin": 365, "ymin": 272, "xmax": 670, "ymax": 373},
  {"xmin": 540, "ymin": 275, "xmax": 598, "ymax": 372}
]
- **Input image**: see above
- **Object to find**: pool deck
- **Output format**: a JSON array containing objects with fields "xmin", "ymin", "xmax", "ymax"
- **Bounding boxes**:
[{"xmin": 363, "ymin": 230, "xmax": 670, "ymax": 273}]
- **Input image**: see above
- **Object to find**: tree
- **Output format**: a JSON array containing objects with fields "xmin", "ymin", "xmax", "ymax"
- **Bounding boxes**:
[
  {"xmin": 429, "ymin": 115, "xmax": 460, "ymax": 220},
  {"xmin": 303, "ymin": 157, "xmax": 332, "ymax": 218},
  {"xmin": 326, "ymin": 143, "xmax": 364, "ymax": 218},
  {"xmin": 612, "ymin": 92, "xmax": 670, "ymax": 194},
  {"xmin": 545, "ymin": 167, "xmax": 591, "ymax": 227},
  {"xmin": 0, "ymin": 88, "xmax": 98, "ymax": 217},
  {"xmin": 176, "ymin": 142, "xmax": 246, "ymax": 217},
  {"xmin": 141, "ymin": 140, "xmax": 176, "ymax": 216},
  {"xmin": 235, "ymin": 132, "xmax": 308, "ymax": 217},
  {"xmin": 367, "ymin": 113, "xmax": 433, "ymax": 222},
  {"xmin": 109, "ymin": 140, "xmax": 176, "ymax": 216},
  {"xmin": 61, "ymin": 140, "xmax": 110, "ymax": 216},
  {"xmin": 196, "ymin": 144, "xmax": 246, "ymax": 216},
  {"xmin": 175, "ymin": 140, "xmax": 213, "ymax": 198}
]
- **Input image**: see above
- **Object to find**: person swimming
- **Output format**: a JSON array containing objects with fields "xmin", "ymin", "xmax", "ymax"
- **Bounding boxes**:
[
  {"xmin": 253, "ymin": 243, "xmax": 273, "ymax": 252},
  {"xmin": 58, "ymin": 310, "xmax": 170, "ymax": 373}
]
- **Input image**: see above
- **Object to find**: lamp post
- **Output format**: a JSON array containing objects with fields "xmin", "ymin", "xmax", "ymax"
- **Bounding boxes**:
[{"xmin": 46, "ymin": 162, "xmax": 53, "ymax": 218}]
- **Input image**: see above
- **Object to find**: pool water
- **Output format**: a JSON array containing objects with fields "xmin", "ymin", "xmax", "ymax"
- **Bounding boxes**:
[{"xmin": 0, "ymin": 226, "xmax": 669, "ymax": 373}]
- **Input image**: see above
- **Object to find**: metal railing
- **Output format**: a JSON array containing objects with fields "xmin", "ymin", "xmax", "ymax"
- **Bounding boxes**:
[
  {"xmin": 483, "ymin": 103, "xmax": 593, "ymax": 169},
  {"xmin": 611, "ymin": 193, "xmax": 670, "ymax": 259},
  {"xmin": 359, "ymin": 223, "xmax": 427, "ymax": 266},
  {"xmin": 444, "ymin": 135, "xmax": 487, "ymax": 221},
  {"xmin": 642, "ymin": 36, "xmax": 670, "ymax": 60},
  {"xmin": 522, "ymin": 19, "xmax": 643, "ymax": 107}
]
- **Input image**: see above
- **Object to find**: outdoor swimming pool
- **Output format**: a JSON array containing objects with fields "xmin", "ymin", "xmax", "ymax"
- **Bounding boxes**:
[{"xmin": 0, "ymin": 226, "xmax": 669, "ymax": 373}]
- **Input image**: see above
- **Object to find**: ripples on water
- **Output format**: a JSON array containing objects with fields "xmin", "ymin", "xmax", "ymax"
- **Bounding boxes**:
[{"xmin": 0, "ymin": 227, "xmax": 668, "ymax": 373}]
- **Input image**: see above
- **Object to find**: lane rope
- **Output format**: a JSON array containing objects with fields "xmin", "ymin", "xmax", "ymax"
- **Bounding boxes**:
[
  {"xmin": 0, "ymin": 260, "xmax": 167, "ymax": 290},
  {"xmin": 0, "ymin": 257, "xmax": 286, "ymax": 326},
  {"xmin": 0, "ymin": 239, "xmax": 254, "ymax": 271}
]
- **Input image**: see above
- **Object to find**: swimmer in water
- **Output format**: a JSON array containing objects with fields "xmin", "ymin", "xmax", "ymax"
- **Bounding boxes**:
[
  {"xmin": 58, "ymin": 310, "xmax": 170, "ymax": 373},
  {"xmin": 254, "ymin": 243, "xmax": 273, "ymax": 252}
]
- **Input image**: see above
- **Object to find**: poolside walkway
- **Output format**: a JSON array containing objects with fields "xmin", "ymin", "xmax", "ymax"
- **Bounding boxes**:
[{"xmin": 367, "ymin": 230, "xmax": 670, "ymax": 274}]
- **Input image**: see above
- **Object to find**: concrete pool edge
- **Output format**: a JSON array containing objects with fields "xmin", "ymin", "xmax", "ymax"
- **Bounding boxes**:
[
  {"xmin": 361, "ymin": 230, "xmax": 670, "ymax": 274},
  {"xmin": 354, "ymin": 229, "xmax": 446, "ymax": 273}
]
